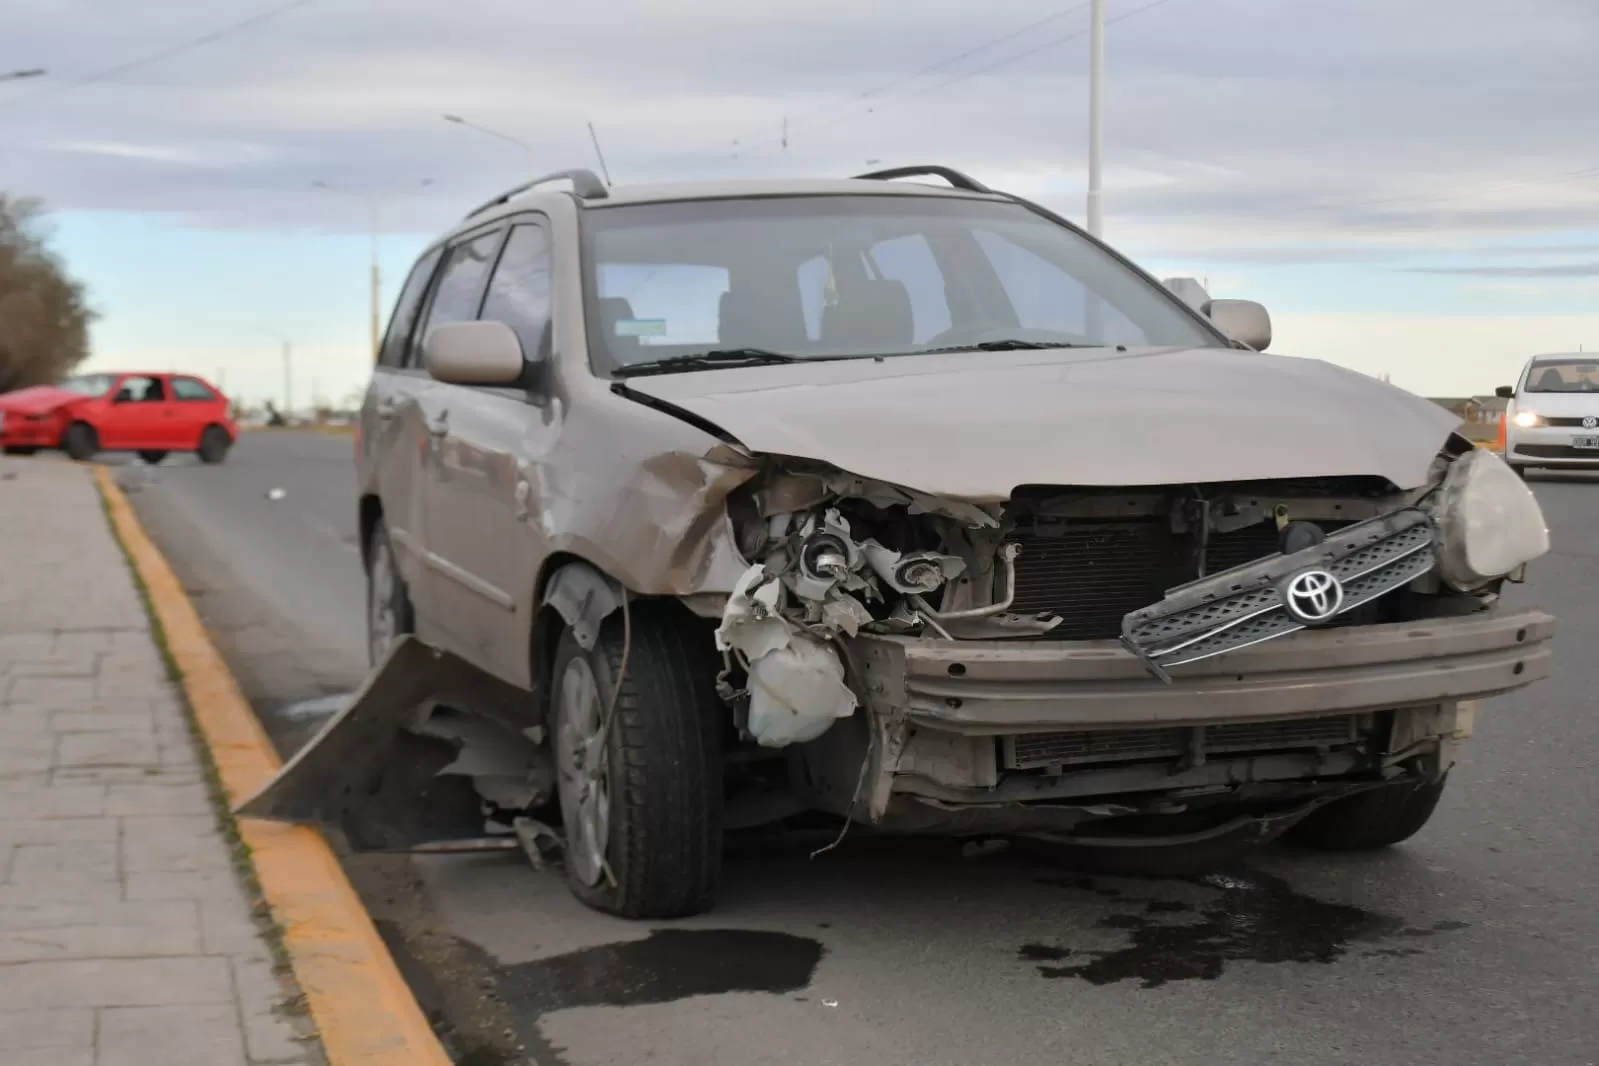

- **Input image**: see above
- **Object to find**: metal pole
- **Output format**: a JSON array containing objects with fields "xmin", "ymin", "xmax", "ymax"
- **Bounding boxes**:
[
  {"xmin": 1086, "ymin": 0, "xmax": 1106, "ymax": 238},
  {"xmin": 283, "ymin": 341, "xmax": 292, "ymax": 418},
  {"xmin": 369, "ymin": 199, "xmax": 382, "ymax": 361},
  {"xmin": 586, "ymin": 121, "xmax": 613, "ymax": 186}
]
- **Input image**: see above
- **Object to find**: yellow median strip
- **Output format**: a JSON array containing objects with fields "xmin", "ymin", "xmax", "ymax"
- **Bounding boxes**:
[{"xmin": 94, "ymin": 465, "xmax": 451, "ymax": 1066}]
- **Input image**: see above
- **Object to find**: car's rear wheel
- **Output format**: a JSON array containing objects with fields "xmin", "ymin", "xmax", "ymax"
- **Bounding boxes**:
[
  {"xmin": 365, "ymin": 518, "xmax": 414, "ymax": 666},
  {"xmin": 550, "ymin": 602, "xmax": 723, "ymax": 919},
  {"xmin": 137, "ymin": 450, "xmax": 168, "ymax": 465},
  {"xmin": 1289, "ymin": 776, "xmax": 1448, "ymax": 851},
  {"xmin": 63, "ymin": 423, "xmax": 98, "ymax": 462},
  {"xmin": 196, "ymin": 425, "xmax": 231, "ymax": 464},
  {"xmin": 3, "ymin": 446, "xmax": 38, "ymax": 456}
]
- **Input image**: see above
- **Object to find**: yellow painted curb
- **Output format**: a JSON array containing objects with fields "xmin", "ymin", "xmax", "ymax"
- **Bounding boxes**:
[{"xmin": 93, "ymin": 466, "xmax": 452, "ymax": 1066}]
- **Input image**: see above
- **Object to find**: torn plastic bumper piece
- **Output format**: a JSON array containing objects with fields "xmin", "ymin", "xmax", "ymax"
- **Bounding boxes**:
[{"xmin": 236, "ymin": 636, "xmax": 536, "ymax": 851}]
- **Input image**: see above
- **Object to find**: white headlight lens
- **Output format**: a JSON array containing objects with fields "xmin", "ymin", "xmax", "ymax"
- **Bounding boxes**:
[
  {"xmin": 1512, "ymin": 410, "xmax": 1543, "ymax": 428},
  {"xmin": 1431, "ymin": 449, "xmax": 1549, "ymax": 590}
]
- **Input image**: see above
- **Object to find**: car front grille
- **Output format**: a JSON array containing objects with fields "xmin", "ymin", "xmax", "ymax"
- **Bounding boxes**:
[
  {"xmin": 1007, "ymin": 521, "xmax": 1316, "ymax": 641},
  {"xmin": 1122, "ymin": 509, "xmax": 1435, "ymax": 671},
  {"xmin": 1002, "ymin": 715, "xmax": 1361, "ymax": 770}
]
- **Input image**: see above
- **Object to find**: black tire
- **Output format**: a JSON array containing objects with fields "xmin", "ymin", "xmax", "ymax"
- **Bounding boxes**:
[
  {"xmin": 365, "ymin": 518, "xmax": 415, "ymax": 667},
  {"xmin": 1511, "ymin": 464, "xmax": 1529, "ymax": 480},
  {"xmin": 1290, "ymin": 776, "xmax": 1448, "ymax": 851},
  {"xmin": 197, "ymin": 425, "xmax": 231, "ymax": 464},
  {"xmin": 3, "ymin": 446, "xmax": 38, "ymax": 456},
  {"xmin": 63, "ymin": 422, "xmax": 98, "ymax": 462},
  {"xmin": 550, "ymin": 603, "xmax": 723, "ymax": 919},
  {"xmin": 137, "ymin": 450, "xmax": 168, "ymax": 465}
]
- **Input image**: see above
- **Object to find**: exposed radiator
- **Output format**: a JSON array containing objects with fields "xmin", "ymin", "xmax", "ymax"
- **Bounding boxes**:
[{"xmin": 1007, "ymin": 520, "xmax": 1293, "ymax": 641}]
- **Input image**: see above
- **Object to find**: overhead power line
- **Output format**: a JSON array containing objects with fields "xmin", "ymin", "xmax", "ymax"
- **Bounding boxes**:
[
  {"xmin": 641, "ymin": 0, "xmax": 1178, "ymax": 174},
  {"xmin": 796, "ymin": 0, "xmax": 1178, "ymax": 140},
  {"xmin": 0, "ymin": 0, "xmax": 317, "ymax": 113}
]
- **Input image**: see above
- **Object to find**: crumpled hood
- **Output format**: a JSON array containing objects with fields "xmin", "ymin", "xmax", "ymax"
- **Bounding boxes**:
[
  {"xmin": 619, "ymin": 346, "xmax": 1462, "ymax": 499},
  {"xmin": 0, "ymin": 386, "xmax": 87, "ymax": 417}
]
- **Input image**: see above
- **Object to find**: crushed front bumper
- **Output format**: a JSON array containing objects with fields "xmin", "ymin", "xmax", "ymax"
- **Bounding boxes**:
[{"xmin": 853, "ymin": 608, "xmax": 1553, "ymax": 733}]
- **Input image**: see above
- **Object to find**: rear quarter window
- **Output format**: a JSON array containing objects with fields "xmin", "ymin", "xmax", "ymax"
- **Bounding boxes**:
[{"xmin": 172, "ymin": 377, "xmax": 219, "ymax": 401}]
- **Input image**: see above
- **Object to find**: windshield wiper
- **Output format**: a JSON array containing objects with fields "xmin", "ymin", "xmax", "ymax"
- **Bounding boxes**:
[
  {"xmin": 612, "ymin": 348, "xmax": 807, "ymax": 378},
  {"xmin": 915, "ymin": 339, "xmax": 1094, "ymax": 354}
]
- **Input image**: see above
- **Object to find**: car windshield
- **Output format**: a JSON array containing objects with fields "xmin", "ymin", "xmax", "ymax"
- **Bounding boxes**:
[
  {"xmin": 1524, "ymin": 359, "xmax": 1599, "ymax": 393},
  {"xmin": 59, "ymin": 373, "xmax": 117, "ymax": 397},
  {"xmin": 581, "ymin": 194, "xmax": 1219, "ymax": 374}
]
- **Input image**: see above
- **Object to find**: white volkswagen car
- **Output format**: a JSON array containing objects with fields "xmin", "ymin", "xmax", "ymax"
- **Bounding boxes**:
[{"xmin": 1499, "ymin": 352, "xmax": 1599, "ymax": 477}]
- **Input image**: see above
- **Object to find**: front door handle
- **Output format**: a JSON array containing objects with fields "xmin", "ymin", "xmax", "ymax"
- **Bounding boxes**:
[{"xmin": 375, "ymin": 399, "xmax": 400, "ymax": 420}]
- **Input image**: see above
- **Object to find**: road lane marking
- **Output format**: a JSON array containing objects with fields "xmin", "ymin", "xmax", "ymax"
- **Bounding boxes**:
[{"xmin": 94, "ymin": 465, "xmax": 450, "ymax": 1066}]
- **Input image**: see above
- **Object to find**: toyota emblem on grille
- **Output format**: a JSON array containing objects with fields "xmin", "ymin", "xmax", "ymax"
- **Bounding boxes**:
[
  {"xmin": 1584, "ymin": 416, "xmax": 1598, "ymax": 429},
  {"xmin": 1281, "ymin": 568, "xmax": 1345, "ymax": 625}
]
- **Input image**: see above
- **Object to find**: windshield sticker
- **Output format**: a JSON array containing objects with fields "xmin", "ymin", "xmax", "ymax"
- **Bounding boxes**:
[{"xmin": 615, "ymin": 318, "xmax": 668, "ymax": 338}]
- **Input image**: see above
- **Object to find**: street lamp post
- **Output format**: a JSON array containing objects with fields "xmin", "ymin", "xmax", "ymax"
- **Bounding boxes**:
[
  {"xmin": 254, "ymin": 328, "xmax": 292, "ymax": 419},
  {"xmin": 313, "ymin": 179, "xmax": 434, "ymax": 361},
  {"xmin": 1087, "ymin": 0, "xmax": 1105, "ymax": 238},
  {"xmin": 442, "ymin": 113, "xmax": 536, "ymax": 175}
]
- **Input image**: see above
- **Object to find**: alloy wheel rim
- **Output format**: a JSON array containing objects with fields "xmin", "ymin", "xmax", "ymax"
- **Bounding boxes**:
[{"xmin": 555, "ymin": 656, "xmax": 610, "ymax": 888}]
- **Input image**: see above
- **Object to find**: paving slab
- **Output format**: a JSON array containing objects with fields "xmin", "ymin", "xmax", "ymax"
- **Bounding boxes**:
[{"xmin": 0, "ymin": 461, "xmax": 325, "ymax": 1066}]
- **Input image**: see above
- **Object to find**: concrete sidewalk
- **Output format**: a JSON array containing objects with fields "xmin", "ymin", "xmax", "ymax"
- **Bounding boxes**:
[{"xmin": 0, "ymin": 460, "xmax": 322, "ymax": 1066}]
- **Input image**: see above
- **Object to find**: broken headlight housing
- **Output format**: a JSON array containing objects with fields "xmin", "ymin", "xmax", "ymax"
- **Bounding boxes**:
[{"xmin": 1429, "ymin": 448, "xmax": 1549, "ymax": 590}]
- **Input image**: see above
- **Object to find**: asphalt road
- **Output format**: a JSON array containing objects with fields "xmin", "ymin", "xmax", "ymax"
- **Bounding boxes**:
[{"xmin": 124, "ymin": 430, "xmax": 1599, "ymax": 1066}]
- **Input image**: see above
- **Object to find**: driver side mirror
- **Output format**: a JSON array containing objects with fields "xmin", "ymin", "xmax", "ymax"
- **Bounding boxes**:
[
  {"xmin": 1495, "ymin": 385, "xmax": 1514, "ymax": 399},
  {"xmin": 1203, "ymin": 299, "xmax": 1272, "ymax": 352},
  {"xmin": 423, "ymin": 321, "xmax": 526, "ymax": 387}
]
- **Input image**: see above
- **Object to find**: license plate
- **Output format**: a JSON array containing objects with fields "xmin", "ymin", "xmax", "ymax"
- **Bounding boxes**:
[{"xmin": 1576, "ymin": 436, "xmax": 1599, "ymax": 449}]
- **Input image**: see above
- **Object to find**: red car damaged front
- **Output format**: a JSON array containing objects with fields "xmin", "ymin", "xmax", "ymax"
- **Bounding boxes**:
[{"xmin": 0, "ymin": 384, "xmax": 85, "ymax": 452}]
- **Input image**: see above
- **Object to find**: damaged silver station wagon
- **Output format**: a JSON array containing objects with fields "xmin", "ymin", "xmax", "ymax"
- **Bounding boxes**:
[{"xmin": 241, "ymin": 165, "xmax": 1556, "ymax": 919}]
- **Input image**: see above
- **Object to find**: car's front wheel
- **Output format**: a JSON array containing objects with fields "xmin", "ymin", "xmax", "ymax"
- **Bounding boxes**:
[
  {"xmin": 550, "ymin": 602, "xmax": 723, "ymax": 919},
  {"xmin": 63, "ymin": 423, "xmax": 98, "ymax": 462},
  {"xmin": 1290, "ymin": 776, "xmax": 1448, "ymax": 851},
  {"xmin": 365, "ymin": 518, "xmax": 414, "ymax": 666}
]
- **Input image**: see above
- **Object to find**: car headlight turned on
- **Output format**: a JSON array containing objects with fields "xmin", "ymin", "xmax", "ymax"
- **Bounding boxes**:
[
  {"xmin": 1430, "ymin": 449, "xmax": 1550, "ymax": 590},
  {"xmin": 1512, "ymin": 410, "xmax": 1545, "ymax": 428}
]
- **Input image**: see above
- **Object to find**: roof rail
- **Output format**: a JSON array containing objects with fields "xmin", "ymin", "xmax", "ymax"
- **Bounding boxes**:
[
  {"xmin": 851, "ymin": 165, "xmax": 994, "ymax": 194},
  {"xmin": 463, "ymin": 168, "xmax": 609, "ymax": 220}
]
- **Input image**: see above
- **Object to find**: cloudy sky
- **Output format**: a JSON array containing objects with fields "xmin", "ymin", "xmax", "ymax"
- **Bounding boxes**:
[{"xmin": 5, "ymin": 0, "xmax": 1599, "ymax": 406}]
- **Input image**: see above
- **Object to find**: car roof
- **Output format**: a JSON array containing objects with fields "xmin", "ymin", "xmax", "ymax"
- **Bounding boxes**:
[
  {"xmin": 447, "ymin": 176, "xmax": 1010, "ymax": 236},
  {"xmin": 1528, "ymin": 352, "xmax": 1596, "ymax": 363}
]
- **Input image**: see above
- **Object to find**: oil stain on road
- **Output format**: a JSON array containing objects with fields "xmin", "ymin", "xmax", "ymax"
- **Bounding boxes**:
[
  {"xmin": 496, "ymin": 929, "xmax": 826, "ymax": 1015},
  {"xmin": 1022, "ymin": 870, "xmax": 1468, "ymax": 987}
]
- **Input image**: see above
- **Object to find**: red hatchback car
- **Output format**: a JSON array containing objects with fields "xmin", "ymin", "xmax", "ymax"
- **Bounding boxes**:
[{"xmin": 0, "ymin": 371, "xmax": 237, "ymax": 464}]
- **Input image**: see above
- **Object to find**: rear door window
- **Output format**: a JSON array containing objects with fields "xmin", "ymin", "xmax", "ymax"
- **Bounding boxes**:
[{"xmin": 380, "ymin": 248, "xmax": 443, "ymax": 369}]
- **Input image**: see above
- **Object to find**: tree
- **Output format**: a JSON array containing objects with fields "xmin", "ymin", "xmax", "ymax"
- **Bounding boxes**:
[{"xmin": 0, "ymin": 194, "xmax": 95, "ymax": 393}]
